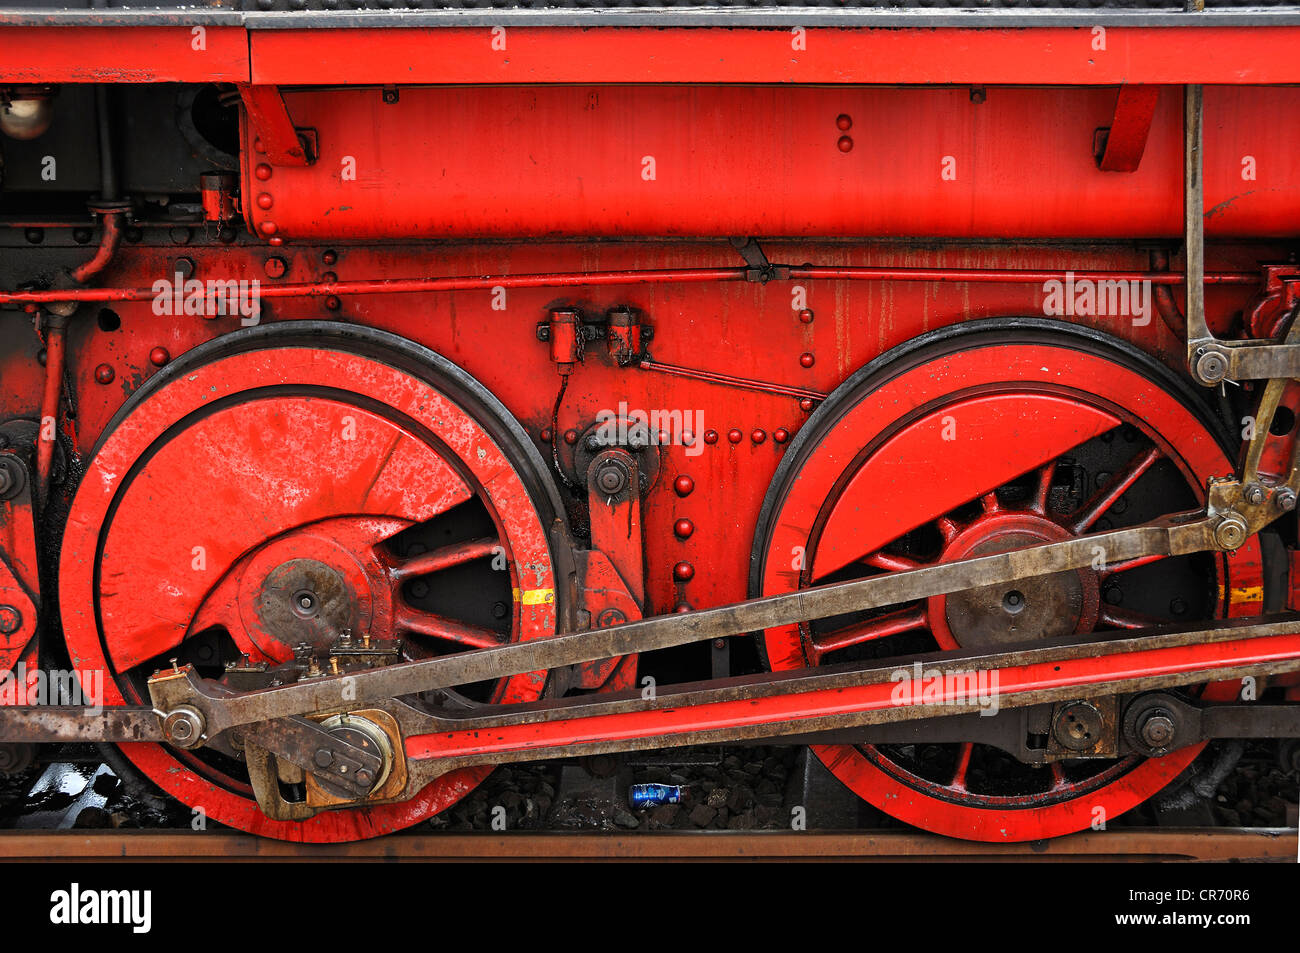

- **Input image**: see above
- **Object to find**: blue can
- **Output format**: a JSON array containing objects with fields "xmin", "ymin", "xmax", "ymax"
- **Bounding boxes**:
[{"xmin": 629, "ymin": 783, "xmax": 685, "ymax": 808}]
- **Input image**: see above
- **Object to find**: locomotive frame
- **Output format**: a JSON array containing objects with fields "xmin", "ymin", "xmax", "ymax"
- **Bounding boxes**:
[{"xmin": 2, "ymin": 4, "xmax": 1300, "ymax": 846}]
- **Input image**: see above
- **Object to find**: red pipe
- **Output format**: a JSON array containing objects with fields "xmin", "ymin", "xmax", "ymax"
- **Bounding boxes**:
[
  {"xmin": 0, "ymin": 265, "xmax": 1260, "ymax": 306},
  {"xmin": 68, "ymin": 212, "xmax": 123, "ymax": 285},
  {"xmin": 639, "ymin": 359, "xmax": 827, "ymax": 402},
  {"xmin": 786, "ymin": 266, "xmax": 1257, "ymax": 285},
  {"xmin": 1149, "ymin": 249, "xmax": 1188, "ymax": 336},
  {"xmin": 35, "ymin": 210, "xmax": 124, "ymax": 506},
  {"xmin": 35, "ymin": 321, "xmax": 64, "ymax": 508}
]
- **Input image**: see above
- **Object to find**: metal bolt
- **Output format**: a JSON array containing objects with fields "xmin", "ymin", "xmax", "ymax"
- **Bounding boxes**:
[
  {"xmin": 0, "ymin": 468, "xmax": 11, "ymax": 498},
  {"xmin": 1194, "ymin": 350, "xmax": 1228, "ymax": 385},
  {"xmin": 596, "ymin": 608, "xmax": 627, "ymax": 628},
  {"xmin": 595, "ymin": 462, "xmax": 628, "ymax": 496},
  {"xmin": 0, "ymin": 605, "xmax": 21, "ymax": 635},
  {"xmin": 356, "ymin": 768, "xmax": 375, "ymax": 788},
  {"xmin": 314, "ymin": 748, "xmax": 334, "ymax": 768},
  {"xmin": 161, "ymin": 707, "xmax": 205, "ymax": 748},
  {"xmin": 1139, "ymin": 712, "xmax": 1176, "ymax": 750},
  {"xmin": 1275, "ymin": 489, "xmax": 1297, "ymax": 512},
  {"xmin": 1244, "ymin": 483, "xmax": 1266, "ymax": 505},
  {"xmin": 1214, "ymin": 514, "xmax": 1248, "ymax": 550}
]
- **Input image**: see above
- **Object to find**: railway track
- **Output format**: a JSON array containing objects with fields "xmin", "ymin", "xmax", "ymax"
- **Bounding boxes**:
[{"xmin": 2, "ymin": 828, "xmax": 1295, "ymax": 862}]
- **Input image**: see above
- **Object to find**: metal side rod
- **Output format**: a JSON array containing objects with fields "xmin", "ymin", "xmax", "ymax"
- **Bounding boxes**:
[
  {"xmin": 395, "ymin": 615, "xmax": 1300, "ymax": 778},
  {"xmin": 148, "ymin": 513, "xmax": 1223, "ymax": 741}
]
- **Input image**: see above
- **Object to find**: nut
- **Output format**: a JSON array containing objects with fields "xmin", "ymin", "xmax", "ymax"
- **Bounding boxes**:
[{"xmin": 1138, "ymin": 712, "xmax": 1176, "ymax": 751}]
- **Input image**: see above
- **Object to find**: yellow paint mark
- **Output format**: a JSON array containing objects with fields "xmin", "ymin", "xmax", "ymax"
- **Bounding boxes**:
[
  {"xmin": 513, "ymin": 587, "xmax": 556, "ymax": 606},
  {"xmin": 1219, "ymin": 584, "xmax": 1264, "ymax": 604}
]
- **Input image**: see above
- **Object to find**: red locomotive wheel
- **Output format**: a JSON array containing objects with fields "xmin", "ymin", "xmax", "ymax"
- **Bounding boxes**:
[
  {"xmin": 60, "ymin": 323, "xmax": 567, "ymax": 841},
  {"xmin": 751, "ymin": 320, "xmax": 1266, "ymax": 842}
]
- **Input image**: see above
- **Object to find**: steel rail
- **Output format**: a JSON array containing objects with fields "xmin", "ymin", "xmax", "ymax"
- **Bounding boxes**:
[{"xmin": 0, "ymin": 828, "xmax": 1292, "ymax": 862}]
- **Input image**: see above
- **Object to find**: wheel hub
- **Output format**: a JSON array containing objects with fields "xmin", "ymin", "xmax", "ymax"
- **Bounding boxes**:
[{"xmin": 930, "ymin": 512, "xmax": 1100, "ymax": 650}]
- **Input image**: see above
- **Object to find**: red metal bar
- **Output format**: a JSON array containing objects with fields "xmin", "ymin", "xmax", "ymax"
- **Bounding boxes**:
[
  {"xmin": 404, "ymin": 630, "xmax": 1300, "ymax": 761},
  {"xmin": 237, "ymin": 84, "xmax": 311, "ymax": 167},
  {"xmin": 35, "ymin": 323, "xmax": 63, "ymax": 508},
  {"xmin": 249, "ymin": 27, "xmax": 1300, "ymax": 86},
  {"xmin": 1098, "ymin": 85, "xmax": 1163, "ymax": 173},
  {"xmin": 0, "ymin": 265, "xmax": 1258, "ymax": 306},
  {"xmin": 0, "ymin": 26, "xmax": 250, "ymax": 84}
]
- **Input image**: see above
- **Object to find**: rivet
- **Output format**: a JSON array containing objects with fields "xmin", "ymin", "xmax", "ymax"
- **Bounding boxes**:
[
  {"xmin": 674, "ymin": 602, "xmax": 692, "ymax": 613},
  {"xmin": 149, "ymin": 347, "xmax": 170, "ymax": 367},
  {"xmin": 257, "ymin": 193, "xmax": 274, "ymax": 210},
  {"xmin": 799, "ymin": 398, "xmax": 815, "ymax": 413},
  {"xmin": 799, "ymin": 352, "xmax": 815, "ymax": 368},
  {"xmin": 254, "ymin": 137, "xmax": 265, "ymax": 153},
  {"xmin": 94, "ymin": 363, "xmax": 115, "ymax": 385},
  {"xmin": 322, "ymin": 271, "xmax": 338, "ymax": 284},
  {"xmin": 836, "ymin": 114, "xmax": 852, "ymax": 131},
  {"xmin": 564, "ymin": 429, "xmax": 579, "ymax": 446},
  {"xmin": 798, "ymin": 309, "xmax": 814, "ymax": 324},
  {"xmin": 727, "ymin": 429, "xmax": 743, "ymax": 444},
  {"xmin": 704, "ymin": 430, "xmax": 719, "ymax": 445},
  {"xmin": 673, "ymin": 561, "xmax": 695, "ymax": 582},
  {"xmin": 264, "ymin": 256, "xmax": 287, "ymax": 278},
  {"xmin": 325, "ymin": 296, "xmax": 341, "ymax": 310},
  {"xmin": 540, "ymin": 428, "xmax": 552, "ymax": 442},
  {"xmin": 751, "ymin": 429, "xmax": 767, "ymax": 444},
  {"xmin": 322, "ymin": 249, "xmax": 338, "ymax": 265},
  {"xmin": 267, "ymin": 237, "xmax": 284, "ymax": 247},
  {"xmin": 260, "ymin": 221, "xmax": 278, "ymax": 236},
  {"xmin": 674, "ymin": 475, "xmax": 694, "ymax": 497},
  {"xmin": 254, "ymin": 164, "xmax": 273, "ymax": 181},
  {"xmin": 837, "ymin": 136, "xmax": 853, "ymax": 153},
  {"xmin": 674, "ymin": 518, "xmax": 695, "ymax": 539},
  {"xmin": 774, "ymin": 428, "xmax": 790, "ymax": 444}
]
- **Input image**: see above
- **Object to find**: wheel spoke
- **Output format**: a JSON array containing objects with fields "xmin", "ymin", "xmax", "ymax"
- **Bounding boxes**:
[
  {"xmin": 1099, "ymin": 552, "xmax": 1170, "ymax": 580},
  {"xmin": 809, "ymin": 605, "xmax": 928, "ymax": 661},
  {"xmin": 391, "ymin": 536, "xmax": 500, "ymax": 581},
  {"xmin": 395, "ymin": 603, "xmax": 506, "ymax": 649},
  {"xmin": 861, "ymin": 550, "xmax": 924, "ymax": 573},
  {"xmin": 950, "ymin": 742, "xmax": 974, "ymax": 791},
  {"xmin": 1098, "ymin": 604, "xmax": 1168, "ymax": 630},
  {"xmin": 936, "ymin": 517, "xmax": 960, "ymax": 544},
  {"xmin": 1068, "ymin": 445, "xmax": 1161, "ymax": 534},
  {"xmin": 1032, "ymin": 461, "xmax": 1056, "ymax": 515}
]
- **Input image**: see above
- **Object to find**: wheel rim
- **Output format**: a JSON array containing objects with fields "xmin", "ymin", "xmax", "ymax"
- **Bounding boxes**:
[
  {"xmin": 61, "ymin": 323, "xmax": 563, "ymax": 842},
  {"xmin": 752, "ymin": 321, "xmax": 1263, "ymax": 842}
]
